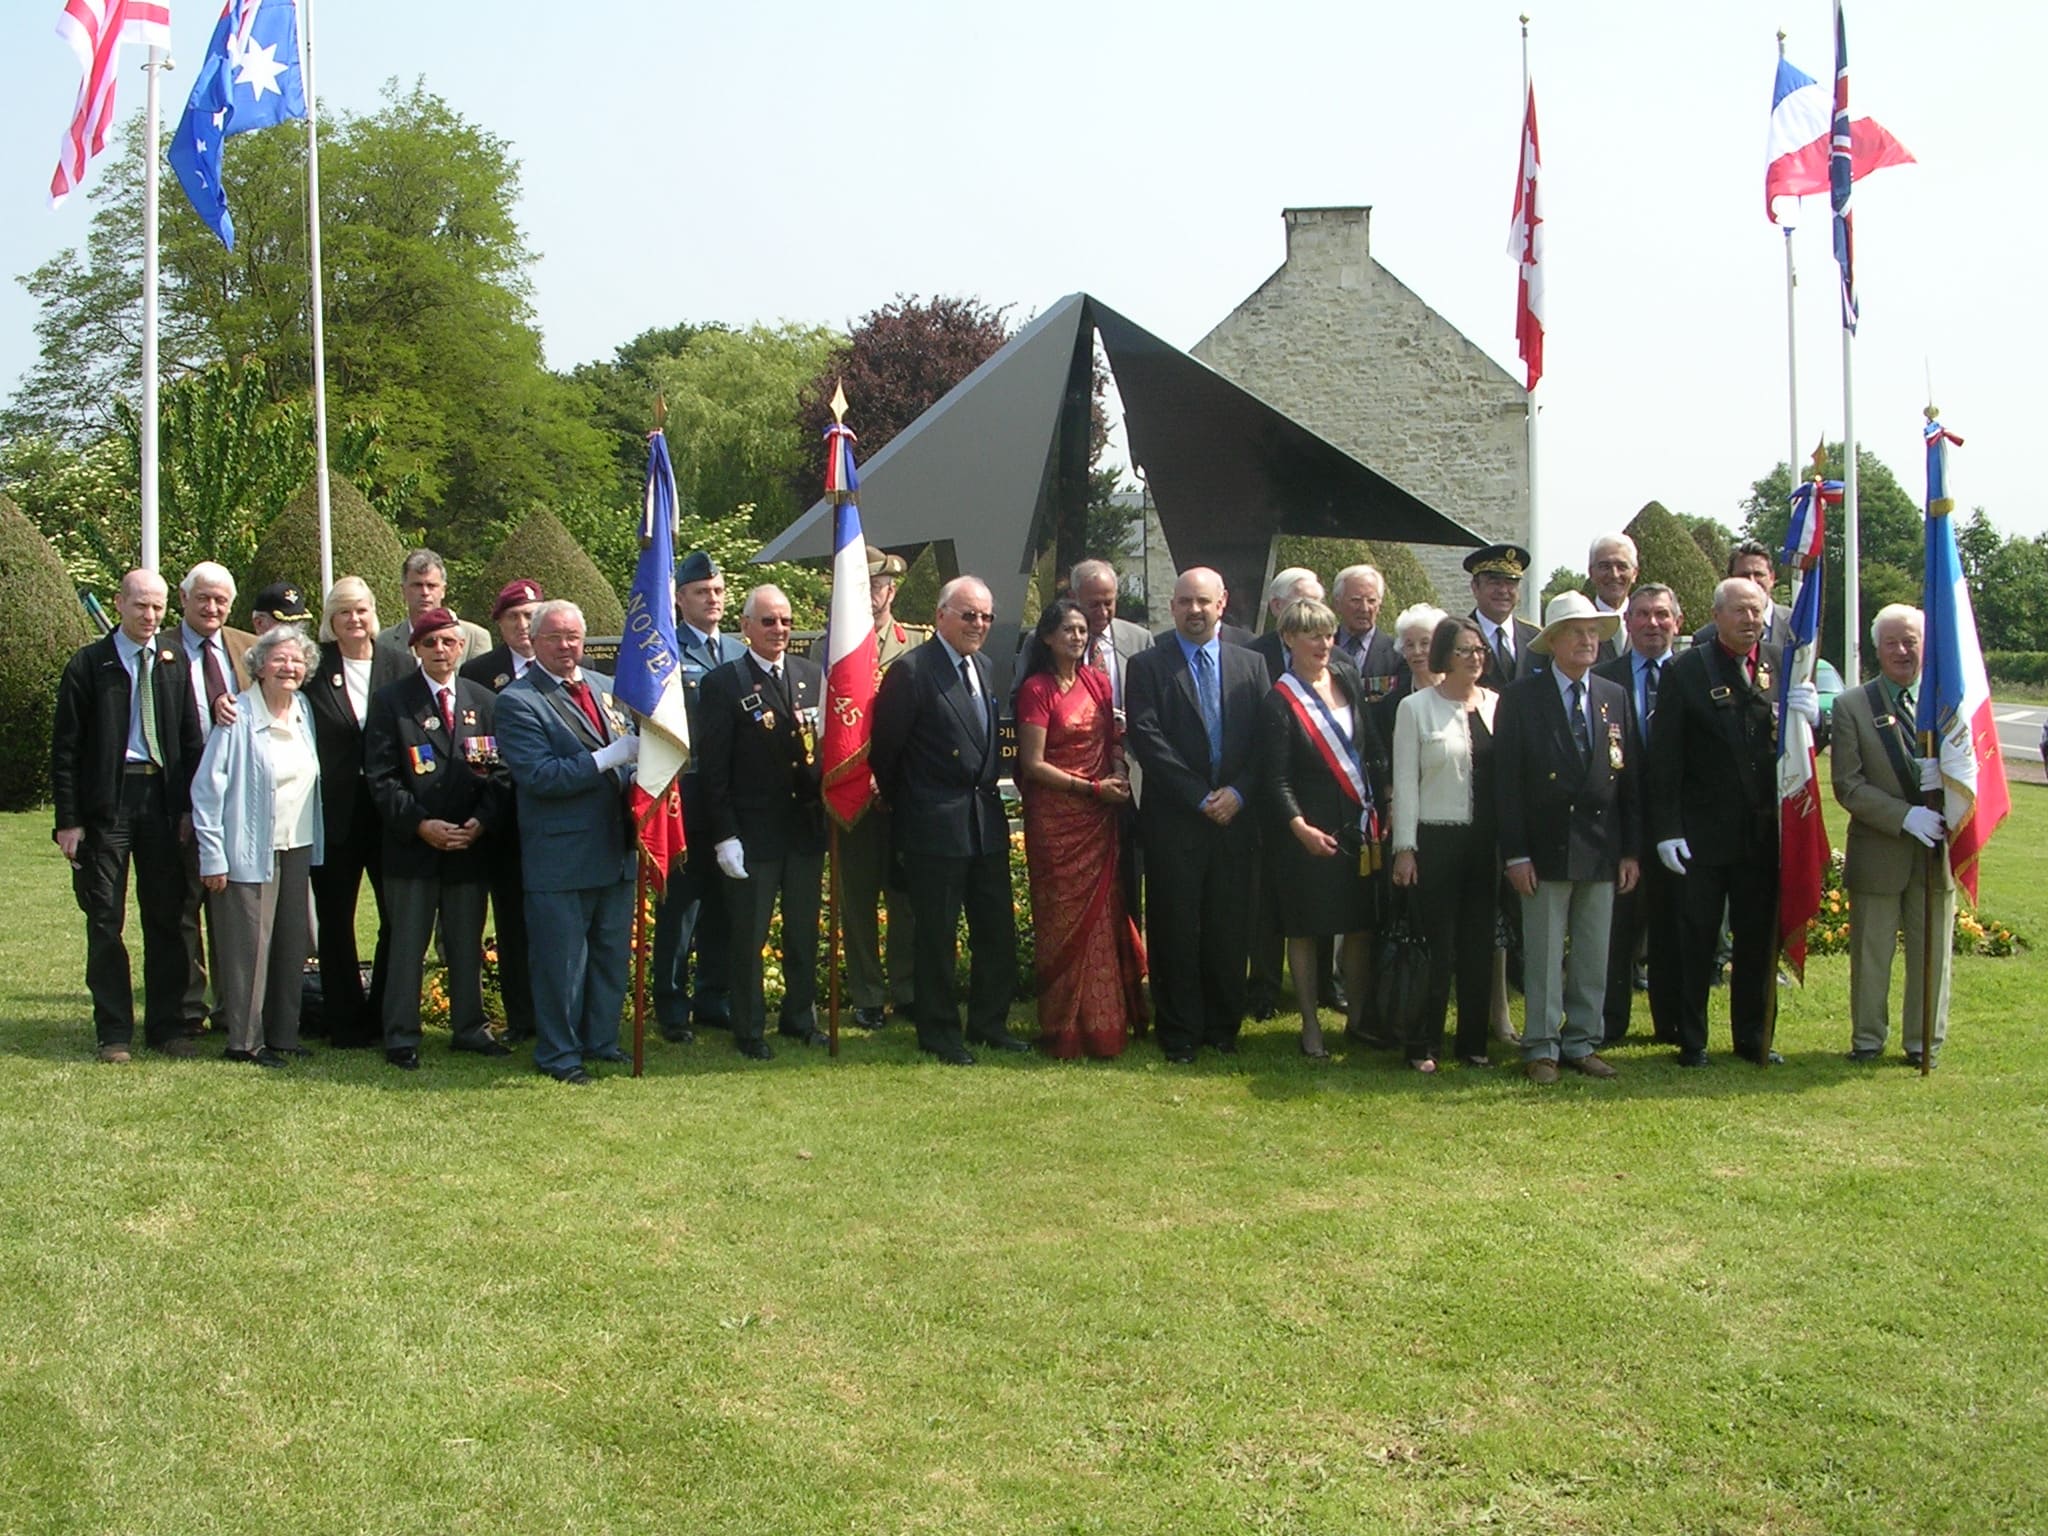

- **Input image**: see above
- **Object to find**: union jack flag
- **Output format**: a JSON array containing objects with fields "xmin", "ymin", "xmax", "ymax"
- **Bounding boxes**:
[
  {"xmin": 50, "ymin": 0, "xmax": 172, "ymax": 207},
  {"xmin": 1830, "ymin": 0, "xmax": 1858, "ymax": 331}
]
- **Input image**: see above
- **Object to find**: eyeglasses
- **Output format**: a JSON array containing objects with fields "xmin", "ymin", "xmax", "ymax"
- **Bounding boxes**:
[
  {"xmin": 1453, "ymin": 645, "xmax": 1489, "ymax": 659},
  {"xmin": 751, "ymin": 615, "xmax": 794, "ymax": 627},
  {"xmin": 948, "ymin": 609, "xmax": 995, "ymax": 625}
]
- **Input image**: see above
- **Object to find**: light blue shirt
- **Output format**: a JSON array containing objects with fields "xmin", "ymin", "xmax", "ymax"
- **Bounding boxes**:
[
  {"xmin": 111, "ymin": 630, "xmax": 155, "ymax": 764},
  {"xmin": 1631, "ymin": 650, "xmax": 1668, "ymax": 742},
  {"xmin": 1551, "ymin": 662, "xmax": 1592, "ymax": 741}
]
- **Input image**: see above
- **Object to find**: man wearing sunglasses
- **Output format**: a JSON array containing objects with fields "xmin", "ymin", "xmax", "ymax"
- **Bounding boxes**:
[{"xmin": 871, "ymin": 576, "xmax": 1023, "ymax": 1065}]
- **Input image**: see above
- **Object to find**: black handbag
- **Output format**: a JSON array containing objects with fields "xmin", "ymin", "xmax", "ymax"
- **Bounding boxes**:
[{"xmin": 1372, "ymin": 892, "xmax": 1432, "ymax": 1047}]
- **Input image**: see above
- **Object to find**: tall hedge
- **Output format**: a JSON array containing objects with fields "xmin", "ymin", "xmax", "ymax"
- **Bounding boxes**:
[
  {"xmin": 473, "ymin": 507, "xmax": 626, "ymax": 636},
  {"xmin": 239, "ymin": 475, "xmax": 407, "ymax": 630},
  {"xmin": 0, "ymin": 494, "xmax": 97, "ymax": 810},
  {"xmin": 1624, "ymin": 500, "xmax": 1720, "ymax": 634}
]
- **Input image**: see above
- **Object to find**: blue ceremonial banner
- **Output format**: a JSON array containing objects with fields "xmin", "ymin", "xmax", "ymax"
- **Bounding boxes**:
[
  {"xmin": 616, "ymin": 431, "xmax": 690, "ymax": 886},
  {"xmin": 166, "ymin": 0, "xmax": 307, "ymax": 249}
]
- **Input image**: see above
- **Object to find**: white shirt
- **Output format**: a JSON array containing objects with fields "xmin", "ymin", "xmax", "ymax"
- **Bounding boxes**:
[
  {"xmin": 340, "ymin": 654, "xmax": 372, "ymax": 724},
  {"xmin": 1482, "ymin": 617, "xmax": 1516, "ymax": 661},
  {"xmin": 937, "ymin": 634, "xmax": 981, "ymax": 699},
  {"xmin": 267, "ymin": 708, "xmax": 319, "ymax": 850}
]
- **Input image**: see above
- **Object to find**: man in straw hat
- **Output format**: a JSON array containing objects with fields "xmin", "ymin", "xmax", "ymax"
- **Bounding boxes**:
[{"xmin": 1493, "ymin": 592, "xmax": 1639, "ymax": 1083}]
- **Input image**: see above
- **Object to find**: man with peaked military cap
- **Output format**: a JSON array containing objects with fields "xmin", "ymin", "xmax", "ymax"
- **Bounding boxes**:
[
  {"xmin": 650, "ymin": 549, "xmax": 737, "ymax": 1042},
  {"xmin": 461, "ymin": 577, "xmax": 546, "ymax": 1041},
  {"xmin": 1464, "ymin": 543, "xmax": 1543, "ymax": 693},
  {"xmin": 249, "ymin": 580, "xmax": 313, "ymax": 636},
  {"xmin": 806, "ymin": 546, "xmax": 930, "ymax": 1028}
]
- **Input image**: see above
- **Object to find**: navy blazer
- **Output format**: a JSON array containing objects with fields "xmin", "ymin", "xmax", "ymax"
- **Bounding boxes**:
[
  {"xmin": 496, "ymin": 666, "xmax": 635, "ymax": 892},
  {"xmin": 51, "ymin": 632, "xmax": 206, "ymax": 830},
  {"xmin": 308, "ymin": 641, "xmax": 411, "ymax": 846},
  {"xmin": 363, "ymin": 672, "xmax": 511, "ymax": 882},
  {"xmin": 1494, "ymin": 667, "xmax": 1639, "ymax": 883},
  {"xmin": 1124, "ymin": 633, "xmax": 1268, "ymax": 819},
  {"xmin": 870, "ymin": 637, "xmax": 1006, "ymax": 860},
  {"xmin": 696, "ymin": 652, "xmax": 826, "ymax": 860}
]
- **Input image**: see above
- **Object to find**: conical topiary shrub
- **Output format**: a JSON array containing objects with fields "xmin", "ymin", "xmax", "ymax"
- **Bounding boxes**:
[
  {"xmin": 1624, "ymin": 500, "xmax": 1721, "ymax": 635},
  {"xmin": 0, "ymin": 493, "xmax": 98, "ymax": 810},
  {"xmin": 474, "ymin": 507, "xmax": 626, "ymax": 637},
  {"xmin": 239, "ymin": 475, "xmax": 408, "ymax": 630}
]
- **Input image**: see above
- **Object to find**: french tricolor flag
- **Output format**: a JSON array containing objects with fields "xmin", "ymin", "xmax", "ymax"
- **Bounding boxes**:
[
  {"xmin": 820, "ymin": 417, "xmax": 878, "ymax": 829},
  {"xmin": 1765, "ymin": 54, "xmax": 1913, "ymax": 223}
]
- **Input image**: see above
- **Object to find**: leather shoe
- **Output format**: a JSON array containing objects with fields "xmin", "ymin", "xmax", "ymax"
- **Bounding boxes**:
[
  {"xmin": 1674, "ymin": 1051, "xmax": 1709, "ymax": 1068},
  {"xmin": 1566, "ymin": 1053, "xmax": 1617, "ymax": 1079},
  {"xmin": 1163, "ymin": 1048, "xmax": 1197, "ymax": 1064},
  {"xmin": 385, "ymin": 1048, "xmax": 421, "ymax": 1071},
  {"xmin": 588, "ymin": 1048, "xmax": 632, "ymax": 1064},
  {"xmin": 224, "ymin": 1048, "xmax": 287, "ymax": 1069},
  {"xmin": 658, "ymin": 1023, "xmax": 696, "ymax": 1045},
  {"xmin": 849, "ymin": 1006, "xmax": 887, "ymax": 1030},
  {"xmin": 96, "ymin": 1044, "xmax": 131, "ymax": 1064},
  {"xmin": 778, "ymin": 1024, "xmax": 828, "ymax": 1046},
  {"xmin": 151, "ymin": 1036, "xmax": 200, "ymax": 1059},
  {"xmin": 269, "ymin": 1044, "xmax": 314, "ymax": 1059},
  {"xmin": 967, "ymin": 1029, "xmax": 1030, "ymax": 1053},
  {"xmin": 545, "ymin": 1065, "xmax": 593, "ymax": 1085},
  {"xmin": 452, "ymin": 1036, "xmax": 512, "ymax": 1058},
  {"xmin": 736, "ymin": 1038, "xmax": 774, "ymax": 1061},
  {"xmin": 1737, "ymin": 1048, "xmax": 1785, "ymax": 1067},
  {"xmin": 1846, "ymin": 1047, "xmax": 1883, "ymax": 1063},
  {"xmin": 1211, "ymin": 1038, "xmax": 1240, "ymax": 1056},
  {"xmin": 925, "ymin": 1043, "xmax": 975, "ymax": 1066},
  {"xmin": 1525, "ymin": 1058, "xmax": 1561, "ymax": 1084}
]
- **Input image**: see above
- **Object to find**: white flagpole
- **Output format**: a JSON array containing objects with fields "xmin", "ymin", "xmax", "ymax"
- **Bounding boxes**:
[
  {"xmin": 1520, "ymin": 13, "xmax": 1539, "ymax": 621},
  {"xmin": 1840, "ymin": 327, "xmax": 1860, "ymax": 686},
  {"xmin": 140, "ymin": 46, "xmax": 167, "ymax": 572},
  {"xmin": 1777, "ymin": 33, "xmax": 1801, "ymax": 493},
  {"xmin": 301, "ymin": 0, "xmax": 335, "ymax": 595}
]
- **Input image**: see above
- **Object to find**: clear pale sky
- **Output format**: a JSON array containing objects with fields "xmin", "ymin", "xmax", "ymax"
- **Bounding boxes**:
[{"xmin": 3, "ymin": 0, "xmax": 2040, "ymax": 578}]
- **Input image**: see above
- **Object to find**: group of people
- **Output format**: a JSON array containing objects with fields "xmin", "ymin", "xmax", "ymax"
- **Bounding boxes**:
[{"xmin": 52, "ymin": 526, "xmax": 1955, "ymax": 1083}]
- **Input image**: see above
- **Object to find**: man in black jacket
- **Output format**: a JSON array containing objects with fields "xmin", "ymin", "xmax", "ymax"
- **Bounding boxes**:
[
  {"xmin": 1125, "ymin": 567, "xmax": 1270, "ymax": 1062},
  {"xmin": 365, "ymin": 608, "xmax": 513, "ymax": 1069},
  {"xmin": 697, "ymin": 585, "xmax": 828, "ymax": 1061},
  {"xmin": 50, "ymin": 569, "xmax": 207, "ymax": 1060},
  {"xmin": 870, "ymin": 575, "xmax": 1021, "ymax": 1065},
  {"xmin": 1495, "ymin": 593, "xmax": 1640, "ymax": 1083},
  {"xmin": 1650, "ymin": 577, "xmax": 1821, "ymax": 1066}
]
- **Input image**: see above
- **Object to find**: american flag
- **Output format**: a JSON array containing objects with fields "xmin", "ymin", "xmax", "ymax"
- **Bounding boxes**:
[
  {"xmin": 1830, "ymin": 0, "xmax": 1859, "ymax": 331},
  {"xmin": 1508, "ymin": 82, "xmax": 1545, "ymax": 392},
  {"xmin": 50, "ymin": 0, "xmax": 172, "ymax": 208}
]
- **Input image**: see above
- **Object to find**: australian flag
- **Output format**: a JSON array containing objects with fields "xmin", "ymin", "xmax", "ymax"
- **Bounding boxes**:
[{"xmin": 166, "ymin": 0, "xmax": 306, "ymax": 249}]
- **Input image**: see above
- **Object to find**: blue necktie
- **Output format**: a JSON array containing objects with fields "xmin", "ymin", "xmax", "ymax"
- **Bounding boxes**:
[
  {"xmin": 1192, "ymin": 645, "xmax": 1223, "ymax": 780},
  {"xmin": 1569, "ymin": 678, "xmax": 1590, "ymax": 759}
]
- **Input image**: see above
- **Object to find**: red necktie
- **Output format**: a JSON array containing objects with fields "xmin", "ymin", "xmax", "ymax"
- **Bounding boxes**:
[
  {"xmin": 565, "ymin": 679, "xmax": 605, "ymax": 738},
  {"xmin": 438, "ymin": 686, "xmax": 455, "ymax": 735},
  {"xmin": 201, "ymin": 640, "xmax": 230, "ymax": 713}
]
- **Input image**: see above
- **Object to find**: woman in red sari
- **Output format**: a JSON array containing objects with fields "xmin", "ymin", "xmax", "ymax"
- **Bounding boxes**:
[{"xmin": 1015, "ymin": 599, "xmax": 1147, "ymax": 1058}]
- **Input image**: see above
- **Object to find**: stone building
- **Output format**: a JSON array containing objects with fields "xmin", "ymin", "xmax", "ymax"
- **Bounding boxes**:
[{"xmin": 1190, "ymin": 205, "xmax": 1531, "ymax": 607}]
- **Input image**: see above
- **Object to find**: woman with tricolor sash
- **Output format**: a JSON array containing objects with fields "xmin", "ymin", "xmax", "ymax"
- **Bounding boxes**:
[{"xmin": 1256, "ymin": 597, "xmax": 1390, "ymax": 1059}]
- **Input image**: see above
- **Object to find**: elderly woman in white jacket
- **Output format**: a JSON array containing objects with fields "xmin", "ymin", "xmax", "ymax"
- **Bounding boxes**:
[
  {"xmin": 1390, "ymin": 615, "xmax": 1501, "ymax": 1072},
  {"xmin": 191, "ymin": 624, "xmax": 324, "ymax": 1067}
]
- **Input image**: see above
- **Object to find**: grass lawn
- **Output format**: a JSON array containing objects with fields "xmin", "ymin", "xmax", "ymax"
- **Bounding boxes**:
[{"xmin": 2, "ymin": 783, "xmax": 2045, "ymax": 1535}]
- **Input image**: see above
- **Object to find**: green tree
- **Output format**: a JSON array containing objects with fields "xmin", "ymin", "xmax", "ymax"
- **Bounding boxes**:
[
  {"xmin": 0, "ymin": 495, "xmax": 97, "ymax": 809},
  {"xmin": 1741, "ymin": 444, "xmax": 1921, "ymax": 667},
  {"xmin": 0, "ymin": 435, "xmax": 131, "ymax": 594},
  {"xmin": 1540, "ymin": 565, "xmax": 1585, "ymax": 606},
  {"xmin": 1678, "ymin": 512, "xmax": 1739, "ymax": 571},
  {"xmin": 6, "ymin": 82, "xmax": 612, "ymax": 557},
  {"xmin": 569, "ymin": 321, "xmax": 731, "ymax": 505},
  {"xmin": 1977, "ymin": 531, "xmax": 2048, "ymax": 652}
]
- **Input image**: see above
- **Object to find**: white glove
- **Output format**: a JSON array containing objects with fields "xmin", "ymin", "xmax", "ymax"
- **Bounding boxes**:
[
  {"xmin": 592, "ymin": 735, "xmax": 639, "ymax": 773},
  {"xmin": 714, "ymin": 837, "xmax": 748, "ymax": 880},
  {"xmin": 1656, "ymin": 838, "xmax": 1692, "ymax": 875},
  {"xmin": 1919, "ymin": 756, "xmax": 1942, "ymax": 792},
  {"xmin": 1785, "ymin": 682, "xmax": 1820, "ymax": 728},
  {"xmin": 1901, "ymin": 806, "xmax": 1946, "ymax": 848}
]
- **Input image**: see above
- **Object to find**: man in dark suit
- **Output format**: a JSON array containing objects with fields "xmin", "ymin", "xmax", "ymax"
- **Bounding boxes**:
[
  {"xmin": 1651, "ymin": 577, "xmax": 1820, "ymax": 1067},
  {"xmin": 650, "ymin": 550, "xmax": 735, "ymax": 1043},
  {"xmin": 1593, "ymin": 582, "xmax": 1683, "ymax": 1045},
  {"xmin": 51, "ymin": 569, "xmax": 208, "ymax": 1061},
  {"xmin": 497, "ymin": 600, "xmax": 640, "ymax": 1084},
  {"xmin": 1496, "ymin": 593, "xmax": 1640, "ymax": 1083},
  {"xmin": 1466, "ymin": 543, "xmax": 1543, "ymax": 690},
  {"xmin": 698, "ymin": 585, "xmax": 828, "ymax": 1060},
  {"xmin": 365, "ymin": 608, "xmax": 514, "ymax": 1068},
  {"xmin": 1586, "ymin": 533, "xmax": 1638, "ymax": 663},
  {"xmin": 1332, "ymin": 564, "xmax": 1403, "ymax": 704},
  {"xmin": 1125, "ymin": 566, "xmax": 1269, "ymax": 1062},
  {"xmin": 870, "ymin": 575, "xmax": 1022, "ymax": 1065},
  {"xmin": 460, "ymin": 577, "xmax": 545, "ymax": 1043}
]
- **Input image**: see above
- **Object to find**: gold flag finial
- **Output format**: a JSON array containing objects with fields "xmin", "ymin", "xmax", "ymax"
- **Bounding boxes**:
[
  {"xmin": 829, "ymin": 380, "xmax": 848, "ymax": 424},
  {"xmin": 653, "ymin": 394, "xmax": 668, "ymax": 433},
  {"xmin": 1923, "ymin": 402, "xmax": 1941, "ymax": 423},
  {"xmin": 1808, "ymin": 439, "xmax": 1828, "ymax": 479}
]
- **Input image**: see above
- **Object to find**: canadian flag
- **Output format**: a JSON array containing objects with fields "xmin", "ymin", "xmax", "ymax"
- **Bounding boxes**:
[{"xmin": 1508, "ymin": 82, "xmax": 1544, "ymax": 393}]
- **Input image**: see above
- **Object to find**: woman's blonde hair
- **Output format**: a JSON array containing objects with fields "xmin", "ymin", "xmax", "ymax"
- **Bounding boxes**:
[{"xmin": 319, "ymin": 576, "xmax": 378, "ymax": 642}]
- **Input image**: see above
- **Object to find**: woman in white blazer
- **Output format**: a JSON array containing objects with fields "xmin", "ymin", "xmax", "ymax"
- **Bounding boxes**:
[
  {"xmin": 191, "ymin": 625, "xmax": 325, "ymax": 1067},
  {"xmin": 1390, "ymin": 616, "xmax": 1500, "ymax": 1071}
]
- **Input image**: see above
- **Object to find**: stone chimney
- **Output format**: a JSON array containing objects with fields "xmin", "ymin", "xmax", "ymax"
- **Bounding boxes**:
[{"xmin": 1281, "ymin": 206, "xmax": 1371, "ymax": 288}]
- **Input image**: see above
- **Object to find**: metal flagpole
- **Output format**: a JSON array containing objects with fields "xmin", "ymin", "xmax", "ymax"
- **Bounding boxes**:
[
  {"xmin": 300, "ymin": 0, "xmax": 335, "ymax": 595},
  {"xmin": 1520, "ymin": 13, "xmax": 1539, "ymax": 622},
  {"xmin": 1778, "ymin": 32, "xmax": 1802, "ymax": 492},
  {"xmin": 1841, "ymin": 331, "xmax": 1860, "ymax": 686},
  {"xmin": 140, "ymin": 46, "xmax": 167, "ymax": 572}
]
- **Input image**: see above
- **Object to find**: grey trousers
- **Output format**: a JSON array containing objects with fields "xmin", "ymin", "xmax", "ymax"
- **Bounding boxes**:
[
  {"xmin": 836, "ymin": 807, "xmax": 914, "ymax": 1009},
  {"xmin": 1849, "ymin": 877, "xmax": 1954, "ymax": 1055},
  {"xmin": 211, "ymin": 846, "xmax": 314, "ymax": 1054},
  {"xmin": 1519, "ymin": 876, "xmax": 1615, "ymax": 1063}
]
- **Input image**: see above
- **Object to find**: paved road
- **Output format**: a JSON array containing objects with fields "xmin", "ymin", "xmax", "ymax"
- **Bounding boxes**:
[{"xmin": 1991, "ymin": 698, "xmax": 2046, "ymax": 771}]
